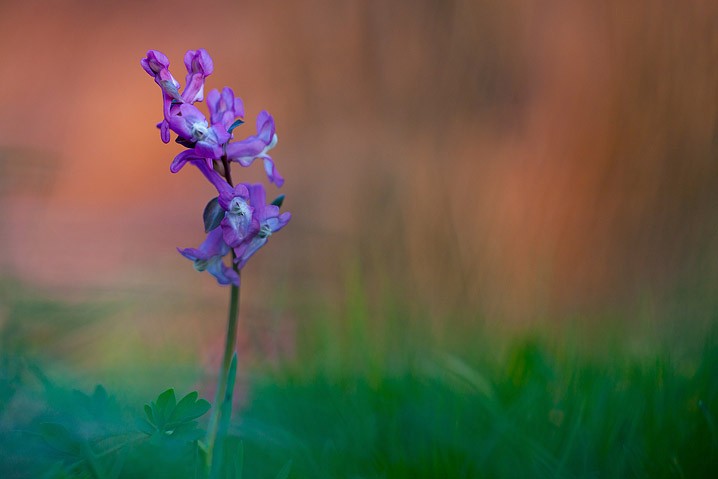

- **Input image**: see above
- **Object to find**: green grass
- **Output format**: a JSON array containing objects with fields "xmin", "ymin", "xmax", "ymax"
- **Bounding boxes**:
[
  {"xmin": 234, "ymin": 309, "xmax": 718, "ymax": 479},
  {"xmin": 1, "ymin": 278, "xmax": 717, "ymax": 478}
]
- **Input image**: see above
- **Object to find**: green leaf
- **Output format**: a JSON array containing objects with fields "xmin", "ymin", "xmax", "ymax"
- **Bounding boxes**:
[
  {"xmin": 144, "ymin": 404, "xmax": 155, "ymax": 424},
  {"xmin": 232, "ymin": 440, "xmax": 244, "ymax": 479},
  {"xmin": 40, "ymin": 423, "xmax": 82, "ymax": 457},
  {"xmin": 156, "ymin": 388, "xmax": 177, "ymax": 415},
  {"xmin": 203, "ymin": 197, "xmax": 225, "ymax": 233},
  {"xmin": 271, "ymin": 194, "xmax": 285, "ymax": 208},
  {"xmin": 147, "ymin": 388, "xmax": 177, "ymax": 430},
  {"xmin": 225, "ymin": 355, "xmax": 238, "ymax": 398},
  {"xmin": 227, "ymin": 118, "xmax": 244, "ymax": 134},
  {"xmin": 274, "ymin": 460, "xmax": 293, "ymax": 479},
  {"xmin": 170, "ymin": 391, "xmax": 198, "ymax": 421},
  {"xmin": 136, "ymin": 417, "xmax": 156, "ymax": 435},
  {"xmin": 183, "ymin": 398, "xmax": 211, "ymax": 423},
  {"xmin": 167, "ymin": 391, "xmax": 211, "ymax": 427},
  {"xmin": 218, "ymin": 356, "xmax": 238, "ymax": 437}
]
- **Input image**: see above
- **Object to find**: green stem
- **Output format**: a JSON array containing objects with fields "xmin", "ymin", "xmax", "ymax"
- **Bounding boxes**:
[{"xmin": 206, "ymin": 259, "xmax": 241, "ymax": 469}]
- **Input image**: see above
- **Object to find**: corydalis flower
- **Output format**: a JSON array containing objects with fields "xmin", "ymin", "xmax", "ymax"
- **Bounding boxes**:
[
  {"xmin": 226, "ymin": 111, "xmax": 284, "ymax": 187},
  {"xmin": 143, "ymin": 48, "xmax": 290, "ymax": 286},
  {"xmin": 141, "ymin": 50, "xmax": 181, "ymax": 143},
  {"xmin": 218, "ymin": 183, "xmax": 256, "ymax": 248},
  {"xmin": 178, "ymin": 227, "xmax": 239, "ymax": 286},
  {"xmin": 208, "ymin": 87, "xmax": 245, "ymax": 132},
  {"xmin": 141, "ymin": 49, "xmax": 213, "ymax": 144},
  {"xmin": 177, "ymin": 182, "xmax": 289, "ymax": 285},
  {"xmin": 182, "ymin": 49, "xmax": 213, "ymax": 104},
  {"xmin": 234, "ymin": 184, "xmax": 291, "ymax": 269},
  {"xmin": 169, "ymin": 104, "xmax": 230, "ymax": 162}
]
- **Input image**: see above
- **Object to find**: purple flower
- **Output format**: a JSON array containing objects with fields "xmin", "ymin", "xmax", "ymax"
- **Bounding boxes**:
[
  {"xmin": 189, "ymin": 164, "xmax": 259, "ymax": 249},
  {"xmin": 140, "ymin": 50, "xmax": 171, "ymax": 77},
  {"xmin": 234, "ymin": 183, "xmax": 291, "ymax": 269},
  {"xmin": 141, "ymin": 50, "xmax": 182, "ymax": 143},
  {"xmin": 178, "ymin": 227, "xmax": 239, "ymax": 286},
  {"xmin": 141, "ymin": 49, "xmax": 214, "ymax": 144},
  {"xmin": 226, "ymin": 111, "xmax": 284, "ymax": 187},
  {"xmin": 182, "ymin": 49, "xmax": 214, "ymax": 104},
  {"xmin": 207, "ymin": 87, "xmax": 245, "ymax": 131},
  {"xmin": 168, "ymin": 104, "xmax": 231, "ymax": 163},
  {"xmin": 218, "ymin": 183, "xmax": 258, "ymax": 248}
]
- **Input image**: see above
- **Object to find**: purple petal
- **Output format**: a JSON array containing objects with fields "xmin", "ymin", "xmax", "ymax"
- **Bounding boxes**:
[
  {"xmin": 180, "ymin": 49, "xmax": 213, "ymax": 104},
  {"xmin": 194, "ymin": 160, "xmax": 232, "ymax": 195},
  {"xmin": 203, "ymin": 227, "xmax": 229, "ymax": 256},
  {"xmin": 256, "ymin": 111, "xmax": 275, "ymax": 144},
  {"xmin": 194, "ymin": 140, "xmax": 223, "ymax": 160},
  {"xmin": 233, "ymin": 211, "xmax": 290, "ymax": 270},
  {"xmin": 233, "ymin": 236, "xmax": 267, "ymax": 270},
  {"xmin": 212, "ymin": 125, "xmax": 231, "ymax": 145},
  {"xmin": 177, "ymin": 246, "xmax": 201, "ymax": 261},
  {"xmin": 207, "ymin": 87, "xmax": 245, "ymax": 130},
  {"xmin": 263, "ymin": 204, "xmax": 280, "ymax": 221},
  {"xmin": 170, "ymin": 150, "xmax": 200, "ymax": 173},
  {"xmin": 247, "ymin": 184, "xmax": 267, "ymax": 219},
  {"xmin": 218, "ymin": 183, "xmax": 249, "ymax": 210},
  {"xmin": 207, "ymin": 260, "xmax": 240, "ymax": 286},
  {"xmin": 221, "ymin": 213, "xmax": 256, "ymax": 248},
  {"xmin": 181, "ymin": 73, "xmax": 206, "ymax": 104},
  {"xmin": 141, "ymin": 50, "xmax": 170, "ymax": 76},
  {"xmin": 157, "ymin": 120, "xmax": 170, "ymax": 143},
  {"xmin": 225, "ymin": 137, "xmax": 266, "ymax": 165},
  {"xmin": 177, "ymin": 227, "xmax": 228, "ymax": 262},
  {"xmin": 218, "ymin": 191, "xmax": 232, "ymax": 210},
  {"xmin": 234, "ymin": 96, "xmax": 245, "ymax": 119},
  {"xmin": 263, "ymin": 156, "xmax": 285, "ymax": 187},
  {"xmin": 270, "ymin": 212, "xmax": 292, "ymax": 233},
  {"xmin": 184, "ymin": 49, "xmax": 214, "ymax": 76},
  {"xmin": 168, "ymin": 104, "xmax": 209, "ymax": 140},
  {"xmin": 207, "ymin": 89, "xmax": 221, "ymax": 121}
]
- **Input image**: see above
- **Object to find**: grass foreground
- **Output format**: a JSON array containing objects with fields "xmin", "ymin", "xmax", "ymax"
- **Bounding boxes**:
[{"xmin": 1, "ymin": 281, "xmax": 717, "ymax": 478}]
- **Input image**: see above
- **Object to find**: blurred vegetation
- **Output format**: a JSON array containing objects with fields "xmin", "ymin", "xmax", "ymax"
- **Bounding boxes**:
[{"xmin": 1, "ymin": 274, "xmax": 717, "ymax": 478}]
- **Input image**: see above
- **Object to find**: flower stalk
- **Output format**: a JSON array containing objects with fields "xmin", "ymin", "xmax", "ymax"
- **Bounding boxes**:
[{"xmin": 205, "ymin": 263, "xmax": 240, "ymax": 468}]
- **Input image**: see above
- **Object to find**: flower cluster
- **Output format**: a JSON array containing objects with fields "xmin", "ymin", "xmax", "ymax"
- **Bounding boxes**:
[{"xmin": 141, "ymin": 49, "xmax": 290, "ymax": 286}]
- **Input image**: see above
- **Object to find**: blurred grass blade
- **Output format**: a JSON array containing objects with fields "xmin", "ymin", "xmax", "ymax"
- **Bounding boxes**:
[{"xmin": 274, "ymin": 459, "xmax": 292, "ymax": 479}]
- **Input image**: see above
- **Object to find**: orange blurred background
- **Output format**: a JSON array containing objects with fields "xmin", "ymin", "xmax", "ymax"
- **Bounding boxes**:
[{"xmin": 2, "ymin": 0, "xmax": 718, "ymax": 330}]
